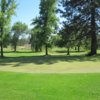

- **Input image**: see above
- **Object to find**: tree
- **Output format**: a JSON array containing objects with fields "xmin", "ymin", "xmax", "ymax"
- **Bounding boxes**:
[
  {"xmin": 39, "ymin": 0, "xmax": 58, "ymax": 55},
  {"xmin": 56, "ymin": 24, "xmax": 74, "ymax": 55},
  {"xmin": 59, "ymin": 0, "xmax": 100, "ymax": 56},
  {"xmin": 30, "ymin": 30, "xmax": 43, "ymax": 52},
  {"xmin": 31, "ymin": 17, "xmax": 43, "ymax": 52},
  {"xmin": 11, "ymin": 22, "xmax": 28, "ymax": 52},
  {"xmin": 0, "ymin": 0, "xmax": 16, "ymax": 57}
]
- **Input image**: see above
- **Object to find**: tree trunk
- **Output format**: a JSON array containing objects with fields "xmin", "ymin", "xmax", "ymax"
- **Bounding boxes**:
[
  {"xmin": 35, "ymin": 45, "xmax": 39, "ymax": 52},
  {"xmin": 89, "ymin": 4, "xmax": 97, "ymax": 56},
  {"xmin": 0, "ymin": 27, "xmax": 4, "ymax": 58},
  {"xmin": 39, "ymin": 46, "xmax": 42, "ymax": 52},
  {"xmin": 0, "ymin": 42, "xmax": 3, "ymax": 58},
  {"xmin": 45, "ymin": 44, "xmax": 48, "ymax": 55},
  {"xmin": 14, "ymin": 45, "xmax": 17, "ymax": 52},
  {"xmin": 75, "ymin": 46, "xmax": 77, "ymax": 51},
  {"xmin": 78, "ymin": 46, "xmax": 80, "ymax": 52},
  {"xmin": 67, "ymin": 47, "xmax": 70, "ymax": 55}
]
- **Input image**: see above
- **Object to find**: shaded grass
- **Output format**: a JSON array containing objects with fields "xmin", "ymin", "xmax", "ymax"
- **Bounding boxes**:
[
  {"xmin": 0, "ymin": 54, "xmax": 100, "ymax": 65},
  {"xmin": 0, "ymin": 72, "xmax": 100, "ymax": 100},
  {"xmin": 0, "ymin": 49, "xmax": 100, "ymax": 65},
  {"xmin": 0, "ymin": 49, "xmax": 100, "ymax": 73}
]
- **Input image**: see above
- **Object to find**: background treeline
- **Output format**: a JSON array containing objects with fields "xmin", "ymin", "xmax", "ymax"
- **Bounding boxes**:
[{"xmin": 0, "ymin": 0, "xmax": 100, "ymax": 57}]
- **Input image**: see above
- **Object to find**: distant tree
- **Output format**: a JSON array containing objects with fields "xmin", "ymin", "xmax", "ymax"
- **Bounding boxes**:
[
  {"xmin": 0, "ymin": 0, "xmax": 16, "ymax": 57},
  {"xmin": 57, "ymin": 24, "xmax": 74, "ymax": 55},
  {"xmin": 11, "ymin": 22, "xmax": 28, "ymax": 52},
  {"xmin": 31, "ymin": 17, "xmax": 43, "ymax": 52},
  {"xmin": 30, "ymin": 30, "xmax": 43, "ymax": 52},
  {"xmin": 3, "ymin": 31, "xmax": 11, "ymax": 48},
  {"xmin": 18, "ymin": 38, "xmax": 30, "ymax": 46}
]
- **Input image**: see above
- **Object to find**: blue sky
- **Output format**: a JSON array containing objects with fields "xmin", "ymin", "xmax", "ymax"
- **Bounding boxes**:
[{"xmin": 11, "ymin": 0, "xmax": 40, "ymax": 28}]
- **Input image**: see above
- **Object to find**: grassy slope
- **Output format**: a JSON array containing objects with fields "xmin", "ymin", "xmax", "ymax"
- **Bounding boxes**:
[{"xmin": 0, "ymin": 72, "xmax": 100, "ymax": 100}]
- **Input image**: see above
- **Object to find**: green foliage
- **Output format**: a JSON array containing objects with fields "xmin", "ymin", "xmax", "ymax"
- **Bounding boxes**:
[
  {"xmin": 11, "ymin": 22, "xmax": 28, "ymax": 52},
  {"xmin": 59, "ymin": 0, "xmax": 100, "ymax": 55},
  {"xmin": 2, "ymin": 32, "xmax": 10, "ymax": 47},
  {"xmin": 39, "ymin": 0, "xmax": 58, "ymax": 55},
  {"xmin": 39, "ymin": 0, "xmax": 58, "ymax": 41},
  {"xmin": 31, "ymin": 17, "xmax": 43, "ymax": 52},
  {"xmin": 0, "ymin": 0, "xmax": 16, "ymax": 57},
  {"xmin": 12, "ymin": 22, "xmax": 28, "ymax": 34}
]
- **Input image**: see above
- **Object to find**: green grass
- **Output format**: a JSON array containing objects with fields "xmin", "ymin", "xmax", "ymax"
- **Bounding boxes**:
[
  {"xmin": 0, "ymin": 72, "xmax": 100, "ymax": 100},
  {"xmin": 0, "ymin": 48, "xmax": 100, "ymax": 73},
  {"xmin": 0, "ymin": 48, "xmax": 100, "ymax": 99}
]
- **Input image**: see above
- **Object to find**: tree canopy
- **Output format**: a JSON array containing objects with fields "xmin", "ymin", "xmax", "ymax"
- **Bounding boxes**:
[{"xmin": 11, "ymin": 22, "xmax": 28, "ymax": 52}]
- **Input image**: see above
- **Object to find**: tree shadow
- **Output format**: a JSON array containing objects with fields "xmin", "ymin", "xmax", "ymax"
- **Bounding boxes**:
[
  {"xmin": 55, "ymin": 50, "xmax": 85, "ymax": 54},
  {"xmin": 0, "ymin": 54, "xmax": 100, "ymax": 67}
]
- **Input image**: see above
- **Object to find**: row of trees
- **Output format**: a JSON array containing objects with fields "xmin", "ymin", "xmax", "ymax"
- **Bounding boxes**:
[
  {"xmin": 30, "ymin": 0, "xmax": 100, "ymax": 56},
  {"xmin": 58, "ymin": 0, "xmax": 100, "ymax": 56},
  {"xmin": 0, "ymin": 0, "xmax": 100, "ymax": 58}
]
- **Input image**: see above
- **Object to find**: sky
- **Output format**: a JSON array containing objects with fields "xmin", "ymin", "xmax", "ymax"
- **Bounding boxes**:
[{"xmin": 11, "ymin": 0, "xmax": 40, "ymax": 28}]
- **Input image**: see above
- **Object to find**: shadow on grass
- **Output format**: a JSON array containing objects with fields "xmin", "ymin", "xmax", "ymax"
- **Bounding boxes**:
[
  {"xmin": 55, "ymin": 50, "xmax": 85, "ymax": 53},
  {"xmin": 0, "ymin": 53, "xmax": 100, "ymax": 67}
]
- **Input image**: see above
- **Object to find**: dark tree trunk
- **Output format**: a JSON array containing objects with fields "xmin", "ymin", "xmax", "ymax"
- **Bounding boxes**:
[
  {"xmin": 0, "ymin": 41, "xmax": 3, "ymax": 58},
  {"xmin": 35, "ymin": 45, "xmax": 39, "ymax": 52},
  {"xmin": 75, "ymin": 46, "xmax": 77, "ymax": 51},
  {"xmin": 89, "ymin": 4, "xmax": 97, "ymax": 56},
  {"xmin": 0, "ymin": 27, "xmax": 4, "ymax": 58},
  {"xmin": 45, "ymin": 44, "xmax": 48, "ymax": 55},
  {"xmin": 39, "ymin": 46, "xmax": 42, "ymax": 52},
  {"xmin": 78, "ymin": 46, "xmax": 80, "ymax": 52},
  {"xmin": 35, "ymin": 46, "xmax": 42, "ymax": 52},
  {"xmin": 67, "ymin": 47, "xmax": 70, "ymax": 55},
  {"xmin": 14, "ymin": 45, "xmax": 17, "ymax": 52}
]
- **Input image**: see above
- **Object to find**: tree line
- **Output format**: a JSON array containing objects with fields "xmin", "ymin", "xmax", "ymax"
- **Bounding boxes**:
[{"xmin": 0, "ymin": 0, "xmax": 100, "ymax": 58}]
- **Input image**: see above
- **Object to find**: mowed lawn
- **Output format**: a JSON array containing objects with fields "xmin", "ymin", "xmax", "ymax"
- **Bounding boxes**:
[
  {"xmin": 0, "ymin": 49, "xmax": 100, "ymax": 100},
  {"xmin": 0, "ymin": 48, "xmax": 100, "ymax": 73},
  {"xmin": 0, "ymin": 72, "xmax": 100, "ymax": 100}
]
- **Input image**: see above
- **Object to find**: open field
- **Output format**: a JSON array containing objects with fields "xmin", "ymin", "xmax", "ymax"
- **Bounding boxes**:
[
  {"xmin": 0, "ymin": 48, "xmax": 100, "ymax": 73},
  {"xmin": 0, "ymin": 72, "xmax": 100, "ymax": 100},
  {"xmin": 0, "ymin": 48, "xmax": 100, "ymax": 100}
]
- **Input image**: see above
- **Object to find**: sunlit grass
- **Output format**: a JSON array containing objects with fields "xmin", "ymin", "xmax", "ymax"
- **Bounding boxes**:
[{"xmin": 0, "ymin": 72, "xmax": 100, "ymax": 100}]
